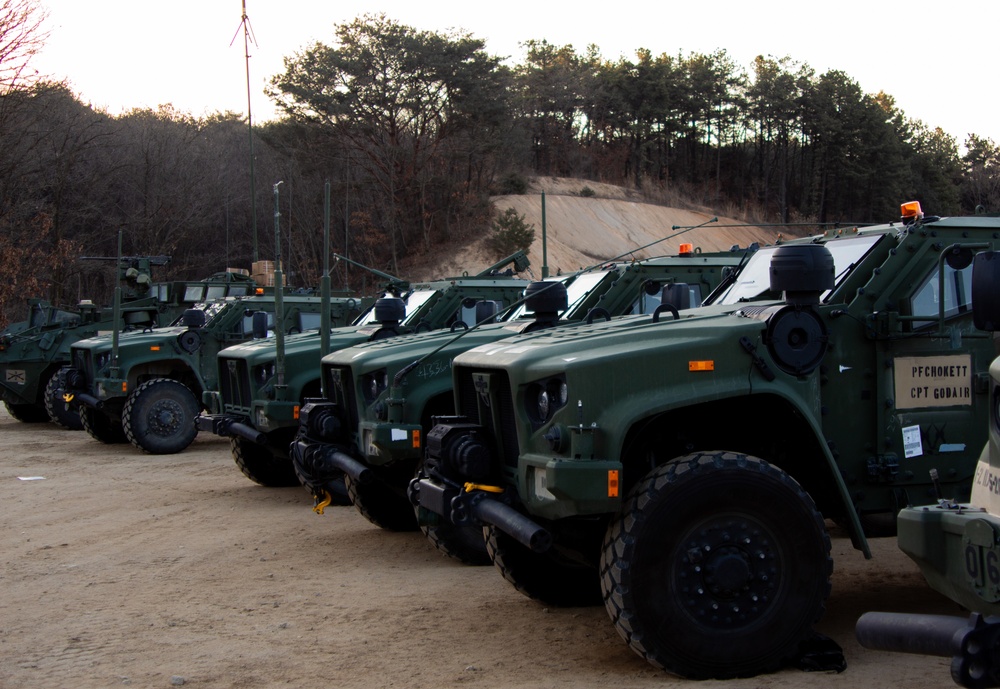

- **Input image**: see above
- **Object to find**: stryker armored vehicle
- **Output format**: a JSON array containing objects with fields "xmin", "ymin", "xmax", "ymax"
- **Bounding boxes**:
[
  {"xmin": 856, "ymin": 249, "xmax": 1000, "ymax": 688},
  {"xmin": 196, "ymin": 252, "xmax": 532, "ymax": 488},
  {"xmin": 290, "ymin": 246, "xmax": 750, "ymax": 558},
  {"xmin": 62, "ymin": 288, "xmax": 363, "ymax": 454},
  {"xmin": 0, "ymin": 255, "xmax": 255, "ymax": 428},
  {"xmin": 411, "ymin": 203, "xmax": 1000, "ymax": 679}
]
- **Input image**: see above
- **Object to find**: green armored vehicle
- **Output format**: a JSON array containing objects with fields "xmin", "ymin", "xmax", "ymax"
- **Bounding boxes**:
[
  {"xmin": 62, "ymin": 288, "xmax": 363, "ymax": 454},
  {"xmin": 0, "ymin": 256, "xmax": 254, "ymax": 428},
  {"xmin": 197, "ymin": 252, "xmax": 532, "ymax": 488},
  {"xmin": 856, "ymin": 249, "xmax": 1000, "ymax": 688},
  {"xmin": 412, "ymin": 203, "xmax": 1000, "ymax": 679},
  {"xmin": 291, "ymin": 246, "xmax": 750, "ymax": 548}
]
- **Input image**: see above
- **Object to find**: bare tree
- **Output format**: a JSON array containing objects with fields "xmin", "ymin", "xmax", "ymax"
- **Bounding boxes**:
[{"xmin": 0, "ymin": 0, "xmax": 46, "ymax": 94}]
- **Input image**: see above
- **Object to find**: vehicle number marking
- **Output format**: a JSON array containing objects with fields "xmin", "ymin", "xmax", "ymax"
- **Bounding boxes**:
[
  {"xmin": 963, "ymin": 520, "xmax": 1000, "ymax": 603},
  {"xmin": 415, "ymin": 359, "xmax": 450, "ymax": 379}
]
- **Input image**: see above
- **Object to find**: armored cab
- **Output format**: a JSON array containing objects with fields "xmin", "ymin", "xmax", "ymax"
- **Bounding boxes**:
[
  {"xmin": 62, "ymin": 290, "xmax": 363, "ymax": 454},
  {"xmin": 0, "ymin": 256, "xmax": 255, "ymax": 429}
]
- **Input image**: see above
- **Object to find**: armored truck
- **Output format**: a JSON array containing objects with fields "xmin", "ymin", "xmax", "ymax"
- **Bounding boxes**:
[
  {"xmin": 412, "ymin": 203, "xmax": 1000, "ymax": 679},
  {"xmin": 62, "ymin": 290, "xmax": 363, "ymax": 454},
  {"xmin": 290, "ymin": 247, "xmax": 750, "ymax": 556},
  {"xmin": 856, "ymin": 249, "xmax": 1000, "ymax": 688},
  {"xmin": 0, "ymin": 256, "xmax": 255, "ymax": 429},
  {"xmin": 198, "ymin": 254, "xmax": 532, "ymax": 489}
]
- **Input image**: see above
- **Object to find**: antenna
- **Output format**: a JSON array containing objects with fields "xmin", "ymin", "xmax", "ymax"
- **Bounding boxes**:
[{"xmin": 231, "ymin": 0, "xmax": 259, "ymax": 263}]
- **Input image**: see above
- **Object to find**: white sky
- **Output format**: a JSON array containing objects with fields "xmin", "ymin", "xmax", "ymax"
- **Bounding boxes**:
[{"xmin": 31, "ymin": 0, "xmax": 1000, "ymax": 146}]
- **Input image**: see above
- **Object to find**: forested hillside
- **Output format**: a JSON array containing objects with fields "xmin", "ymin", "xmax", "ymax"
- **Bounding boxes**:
[{"xmin": 1, "ymin": 7, "xmax": 998, "ymax": 326}]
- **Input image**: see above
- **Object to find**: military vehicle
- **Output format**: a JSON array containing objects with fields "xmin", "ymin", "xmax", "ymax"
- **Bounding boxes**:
[
  {"xmin": 411, "ymin": 203, "xmax": 1000, "ymax": 679},
  {"xmin": 0, "ymin": 255, "xmax": 254, "ymax": 429},
  {"xmin": 290, "ymin": 246, "xmax": 750, "ymax": 555},
  {"xmin": 856, "ymin": 249, "xmax": 1000, "ymax": 688},
  {"xmin": 196, "ymin": 252, "xmax": 532, "ymax": 488},
  {"xmin": 62, "ymin": 288, "xmax": 364, "ymax": 454}
]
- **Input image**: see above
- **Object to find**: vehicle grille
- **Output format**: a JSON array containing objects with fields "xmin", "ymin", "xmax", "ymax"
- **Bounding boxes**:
[
  {"xmin": 72, "ymin": 349, "xmax": 92, "ymax": 380},
  {"xmin": 327, "ymin": 364, "xmax": 359, "ymax": 432},
  {"xmin": 455, "ymin": 366, "xmax": 520, "ymax": 470},
  {"xmin": 219, "ymin": 357, "xmax": 251, "ymax": 411}
]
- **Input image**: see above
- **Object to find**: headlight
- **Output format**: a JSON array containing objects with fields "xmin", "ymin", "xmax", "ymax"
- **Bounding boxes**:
[
  {"xmin": 361, "ymin": 368, "xmax": 389, "ymax": 405},
  {"xmin": 254, "ymin": 362, "xmax": 275, "ymax": 387},
  {"xmin": 96, "ymin": 352, "xmax": 111, "ymax": 370},
  {"xmin": 525, "ymin": 375, "xmax": 568, "ymax": 426}
]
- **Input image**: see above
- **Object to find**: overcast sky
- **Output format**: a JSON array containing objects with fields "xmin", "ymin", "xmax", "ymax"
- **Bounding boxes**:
[{"xmin": 31, "ymin": 0, "xmax": 1000, "ymax": 145}]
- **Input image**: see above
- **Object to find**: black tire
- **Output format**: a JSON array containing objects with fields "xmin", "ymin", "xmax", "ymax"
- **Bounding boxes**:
[
  {"xmin": 81, "ymin": 406, "xmax": 127, "ymax": 444},
  {"xmin": 232, "ymin": 436, "xmax": 299, "ymax": 487},
  {"xmin": 3, "ymin": 400, "xmax": 49, "ymax": 423},
  {"xmin": 122, "ymin": 378, "xmax": 199, "ymax": 454},
  {"xmin": 486, "ymin": 525, "xmax": 602, "ymax": 602},
  {"xmin": 421, "ymin": 520, "xmax": 492, "ymax": 566},
  {"xmin": 601, "ymin": 451, "xmax": 832, "ymax": 679},
  {"xmin": 347, "ymin": 473, "xmax": 419, "ymax": 531},
  {"xmin": 44, "ymin": 367, "xmax": 83, "ymax": 430}
]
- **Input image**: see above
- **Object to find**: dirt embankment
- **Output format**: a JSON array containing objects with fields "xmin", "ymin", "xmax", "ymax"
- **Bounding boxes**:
[{"xmin": 406, "ymin": 177, "xmax": 798, "ymax": 280}]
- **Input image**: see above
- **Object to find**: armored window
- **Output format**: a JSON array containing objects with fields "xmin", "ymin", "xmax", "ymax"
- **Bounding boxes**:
[
  {"xmin": 907, "ymin": 263, "xmax": 972, "ymax": 330},
  {"xmin": 299, "ymin": 312, "xmax": 322, "ymax": 331},
  {"xmin": 183, "ymin": 284, "xmax": 207, "ymax": 302},
  {"xmin": 205, "ymin": 285, "xmax": 227, "ymax": 301}
]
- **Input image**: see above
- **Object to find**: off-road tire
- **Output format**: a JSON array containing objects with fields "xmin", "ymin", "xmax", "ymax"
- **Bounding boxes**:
[
  {"xmin": 486, "ymin": 525, "xmax": 602, "ymax": 603},
  {"xmin": 44, "ymin": 367, "xmax": 83, "ymax": 430},
  {"xmin": 600, "ymin": 451, "xmax": 832, "ymax": 680},
  {"xmin": 81, "ymin": 406, "xmax": 127, "ymax": 444},
  {"xmin": 122, "ymin": 378, "xmax": 199, "ymax": 454},
  {"xmin": 346, "ymin": 474, "xmax": 419, "ymax": 531},
  {"xmin": 3, "ymin": 400, "xmax": 49, "ymax": 423},
  {"xmin": 232, "ymin": 436, "xmax": 299, "ymax": 487},
  {"xmin": 420, "ymin": 519, "xmax": 491, "ymax": 566}
]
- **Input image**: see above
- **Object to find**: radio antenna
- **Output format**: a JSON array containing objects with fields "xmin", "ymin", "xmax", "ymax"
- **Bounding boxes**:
[{"xmin": 231, "ymin": 0, "xmax": 259, "ymax": 263}]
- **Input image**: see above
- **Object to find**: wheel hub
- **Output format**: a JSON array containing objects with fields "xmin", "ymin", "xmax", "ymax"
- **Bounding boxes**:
[
  {"xmin": 148, "ymin": 400, "xmax": 183, "ymax": 436},
  {"xmin": 675, "ymin": 516, "xmax": 780, "ymax": 629}
]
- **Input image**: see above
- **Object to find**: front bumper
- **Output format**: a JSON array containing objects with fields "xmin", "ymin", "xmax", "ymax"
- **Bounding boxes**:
[
  {"xmin": 358, "ymin": 421, "xmax": 423, "ymax": 466},
  {"xmin": 195, "ymin": 413, "xmax": 265, "ymax": 444},
  {"xmin": 898, "ymin": 503, "xmax": 1000, "ymax": 616}
]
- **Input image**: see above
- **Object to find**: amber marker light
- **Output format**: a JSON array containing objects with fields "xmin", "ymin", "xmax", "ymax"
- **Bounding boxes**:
[
  {"xmin": 900, "ymin": 200, "xmax": 923, "ymax": 221},
  {"xmin": 412, "ymin": 429, "xmax": 421, "ymax": 448},
  {"xmin": 679, "ymin": 242, "xmax": 693, "ymax": 255},
  {"xmin": 608, "ymin": 470, "xmax": 620, "ymax": 498},
  {"xmin": 255, "ymin": 288, "xmax": 264, "ymax": 295},
  {"xmin": 689, "ymin": 360, "xmax": 714, "ymax": 371},
  {"xmin": 150, "ymin": 345, "xmax": 160, "ymax": 351},
  {"xmin": 293, "ymin": 405, "xmax": 300, "ymax": 420}
]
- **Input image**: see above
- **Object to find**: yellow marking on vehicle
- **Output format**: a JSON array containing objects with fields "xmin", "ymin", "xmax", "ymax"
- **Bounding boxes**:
[{"xmin": 464, "ymin": 482, "xmax": 503, "ymax": 494}]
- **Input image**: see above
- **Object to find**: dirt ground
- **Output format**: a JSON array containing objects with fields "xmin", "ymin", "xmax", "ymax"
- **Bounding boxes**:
[{"xmin": 0, "ymin": 405, "xmax": 967, "ymax": 689}]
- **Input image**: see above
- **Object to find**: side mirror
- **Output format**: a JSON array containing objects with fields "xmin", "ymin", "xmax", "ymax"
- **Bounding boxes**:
[
  {"xmin": 251, "ymin": 311, "xmax": 270, "ymax": 339},
  {"xmin": 973, "ymin": 251, "xmax": 1000, "ymax": 331}
]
